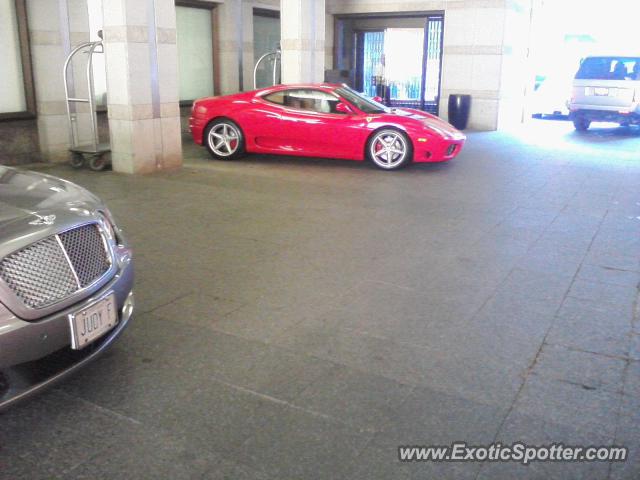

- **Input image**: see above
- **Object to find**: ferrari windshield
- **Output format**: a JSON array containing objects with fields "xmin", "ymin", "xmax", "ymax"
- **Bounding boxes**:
[{"xmin": 335, "ymin": 87, "xmax": 389, "ymax": 114}]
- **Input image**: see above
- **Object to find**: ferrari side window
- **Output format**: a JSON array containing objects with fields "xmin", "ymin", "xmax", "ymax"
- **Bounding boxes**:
[
  {"xmin": 264, "ymin": 91, "xmax": 286, "ymax": 105},
  {"xmin": 265, "ymin": 89, "xmax": 341, "ymax": 114}
]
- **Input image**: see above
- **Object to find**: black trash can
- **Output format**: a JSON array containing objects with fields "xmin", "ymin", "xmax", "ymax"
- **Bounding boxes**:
[{"xmin": 448, "ymin": 94, "xmax": 471, "ymax": 130}]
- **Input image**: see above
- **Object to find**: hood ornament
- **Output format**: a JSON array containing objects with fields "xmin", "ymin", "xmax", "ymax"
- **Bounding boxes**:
[{"xmin": 28, "ymin": 213, "xmax": 56, "ymax": 226}]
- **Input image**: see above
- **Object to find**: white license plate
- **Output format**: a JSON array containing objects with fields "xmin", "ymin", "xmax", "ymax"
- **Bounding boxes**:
[
  {"xmin": 69, "ymin": 294, "xmax": 118, "ymax": 350},
  {"xmin": 593, "ymin": 87, "xmax": 609, "ymax": 96}
]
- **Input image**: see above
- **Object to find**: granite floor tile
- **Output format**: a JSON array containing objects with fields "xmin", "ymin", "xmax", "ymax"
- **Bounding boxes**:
[{"xmin": 4, "ymin": 124, "xmax": 639, "ymax": 479}]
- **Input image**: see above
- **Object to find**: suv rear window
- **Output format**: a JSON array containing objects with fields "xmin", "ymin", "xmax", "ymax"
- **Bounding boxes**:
[{"xmin": 575, "ymin": 57, "xmax": 640, "ymax": 80}]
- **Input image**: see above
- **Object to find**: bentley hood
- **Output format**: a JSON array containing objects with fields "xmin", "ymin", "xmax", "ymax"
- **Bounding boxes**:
[{"xmin": 0, "ymin": 167, "xmax": 104, "ymax": 256}]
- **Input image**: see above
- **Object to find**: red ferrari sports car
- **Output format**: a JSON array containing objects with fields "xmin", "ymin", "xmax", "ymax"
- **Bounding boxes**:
[{"xmin": 189, "ymin": 84, "xmax": 466, "ymax": 170}]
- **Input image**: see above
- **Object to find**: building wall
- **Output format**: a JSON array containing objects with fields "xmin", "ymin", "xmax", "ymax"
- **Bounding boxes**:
[
  {"xmin": 215, "ymin": 0, "xmax": 280, "ymax": 95},
  {"xmin": 179, "ymin": 0, "xmax": 279, "ymax": 131},
  {"xmin": 326, "ymin": 0, "xmax": 533, "ymax": 131},
  {"xmin": 0, "ymin": 0, "xmax": 281, "ymax": 165},
  {"xmin": 0, "ymin": 0, "xmax": 533, "ymax": 166},
  {"xmin": 0, "ymin": 119, "xmax": 40, "ymax": 165},
  {"xmin": 242, "ymin": 1, "xmax": 280, "ymax": 91},
  {"xmin": 27, "ymin": 0, "xmax": 94, "ymax": 162},
  {"xmin": 498, "ymin": 0, "xmax": 533, "ymax": 129}
]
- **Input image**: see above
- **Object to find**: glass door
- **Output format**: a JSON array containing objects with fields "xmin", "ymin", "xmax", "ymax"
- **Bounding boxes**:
[{"xmin": 353, "ymin": 15, "xmax": 444, "ymax": 114}]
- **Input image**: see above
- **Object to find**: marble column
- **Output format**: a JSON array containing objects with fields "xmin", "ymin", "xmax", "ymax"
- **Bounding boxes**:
[
  {"xmin": 102, "ymin": 0, "xmax": 182, "ymax": 173},
  {"xmin": 280, "ymin": 0, "xmax": 325, "ymax": 84},
  {"xmin": 26, "ymin": 0, "xmax": 91, "ymax": 162},
  {"xmin": 217, "ymin": 0, "xmax": 243, "ymax": 94}
]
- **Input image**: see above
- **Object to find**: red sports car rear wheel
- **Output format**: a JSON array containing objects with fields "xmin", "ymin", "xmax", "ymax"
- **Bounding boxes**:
[
  {"xmin": 367, "ymin": 129, "xmax": 412, "ymax": 170},
  {"xmin": 205, "ymin": 119, "xmax": 245, "ymax": 160}
]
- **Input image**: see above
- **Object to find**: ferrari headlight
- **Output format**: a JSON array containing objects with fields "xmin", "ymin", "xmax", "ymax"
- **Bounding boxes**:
[{"xmin": 424, "ymin": 123, "xmax": 449, "ymax": 138}]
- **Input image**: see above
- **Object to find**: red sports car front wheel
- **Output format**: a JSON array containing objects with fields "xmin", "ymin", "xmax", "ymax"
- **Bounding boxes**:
[
  {"xmin": 205, "ymin": 119, "xmax": 246, "ymax": 160},
  {"xmin": 367, "ymin": 129, "xmax": 412, "ymax": 170}
]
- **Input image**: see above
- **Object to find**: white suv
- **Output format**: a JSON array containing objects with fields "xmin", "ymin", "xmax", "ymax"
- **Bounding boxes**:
[{"xmin": 568, "ymin": 56, "xmax": 640, "ymax": 131}]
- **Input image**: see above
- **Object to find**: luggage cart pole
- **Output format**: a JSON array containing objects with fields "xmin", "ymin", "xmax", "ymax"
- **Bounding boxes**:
[
  {"xmin": 253, "ymin": 45, "xmax": 281, "ymax": 90},
  {"xmin": 86, "ymin": 41, "xmax": 100, "ymax": 153},
  {"xmin": 273, "ymin": 46, "xmax": 280, "ymax": 87}
]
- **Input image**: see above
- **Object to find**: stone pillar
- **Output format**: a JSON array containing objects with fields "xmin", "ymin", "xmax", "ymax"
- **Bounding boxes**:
[
  {"xmin": 102, "ymin": 0, "xmax": 182, "ymax": 174},
  {"xmin": 217, "ymin": 0, "xmax": 242, "ymax": 94},
  {"xmin": 439, "ymin": 0, "xmax": 533, "ymax": 130},
  {"xmin": 324, "ymin": 10, "xmax": 333, "ymax": 71},
  {"xmin": 439, "ymin": 3, "xmax": 506, "ymax": 131},
  {"xmin": 26, "ymin": 0, "xmax": 91, "ymax": 162},
  {"xmin": 497, "ymin": 0, "xmax": 534, "ymax": 129},
  {"xmin": 241, "ymin": 1, "xmax": 255, "ymax": 91},
  {"xmin": 280, "ymin": 0, "xmax": 325, "ymax": 84}
]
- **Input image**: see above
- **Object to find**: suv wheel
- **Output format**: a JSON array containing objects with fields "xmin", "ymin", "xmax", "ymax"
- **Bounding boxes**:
[{"xmin": 573, "ymin": 118, "xmax": 591, "ymax": 132}]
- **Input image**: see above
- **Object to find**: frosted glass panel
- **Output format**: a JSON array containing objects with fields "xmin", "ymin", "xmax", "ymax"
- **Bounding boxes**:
[
  {"xmin": 177, "ymin": 6, "xmax": 214, "ymax": 101},
  {"xmin": 253, "ymin": 14, "xmax": 280, "ymax": 89},
  {"xmin": 0, "ymin": 0, "xmax": 26, "ymax": 113},
  {"xmin": 384, "ymin": 28, "xmax": 424, "ymax": 101}
]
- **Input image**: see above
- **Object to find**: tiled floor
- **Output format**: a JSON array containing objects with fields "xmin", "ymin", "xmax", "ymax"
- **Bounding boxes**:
[{"xmin": 1, "ymin": 120, "xmax": 639, "ymax": 479}]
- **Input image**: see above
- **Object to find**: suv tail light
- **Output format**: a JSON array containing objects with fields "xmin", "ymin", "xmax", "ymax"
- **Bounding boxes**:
[{"xmin": 570, "ymin": 87, "xmax": 583, "ymax": 103}]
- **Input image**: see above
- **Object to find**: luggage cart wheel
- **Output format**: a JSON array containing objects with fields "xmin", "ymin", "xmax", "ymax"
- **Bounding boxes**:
[
  {"xmin": 70, "ymin": 152, "xmax": 85, "ymax": 169},
  {"xmin": 88, "ymin": 153, "xmax": 108, "ymax": 172}
]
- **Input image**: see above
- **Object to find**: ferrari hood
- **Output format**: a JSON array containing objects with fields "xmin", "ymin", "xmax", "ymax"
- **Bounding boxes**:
[
  {"xmin": 0, "ymin": 167, "xmax": 104, "ymax": 255},
  {"xmin": 393, "ymin": 108, "xmax": 463, "ymax": 138}
]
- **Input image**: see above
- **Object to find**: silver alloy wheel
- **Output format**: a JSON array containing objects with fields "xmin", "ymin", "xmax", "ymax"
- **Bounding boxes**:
[
  {"xmin": 208, "ymin": 122, "xmax": 241, "ymax": 157},
  {"xmin": 370, "ymin": 130, "xmax": 408, "ymax": 169}
]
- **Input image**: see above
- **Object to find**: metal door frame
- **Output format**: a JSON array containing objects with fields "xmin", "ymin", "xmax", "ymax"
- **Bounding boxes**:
[{"xmin": 419, "ymin": 14, "xmax": 445, "ymax": 113}]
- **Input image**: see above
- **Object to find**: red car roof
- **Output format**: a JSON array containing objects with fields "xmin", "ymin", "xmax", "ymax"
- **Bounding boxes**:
[{"xmin": 253, "ymin": 83, "xmax": 343, "ymax": 94}]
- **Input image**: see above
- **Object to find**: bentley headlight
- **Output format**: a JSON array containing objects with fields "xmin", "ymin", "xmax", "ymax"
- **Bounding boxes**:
[{"xmin": 99, "ymin": 208, "xmax": 119, "ymax": 243}]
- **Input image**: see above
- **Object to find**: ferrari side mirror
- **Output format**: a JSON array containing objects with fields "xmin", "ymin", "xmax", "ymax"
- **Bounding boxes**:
[
  {"xmin": 372, "ymin": 96, "xmax": 384, "ymax": 103},
  {"xmin": 335, "ymin": 102, "xmax": 354, "ymax": 114}
]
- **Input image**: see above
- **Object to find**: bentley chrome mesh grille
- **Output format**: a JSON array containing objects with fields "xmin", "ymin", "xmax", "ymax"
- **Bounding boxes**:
[
  {"xmin": 0, "ymin": 223, "xmax": 112, "ymax": 309},
  {"xmin": 59, "ymin": 224, "xmax": 111, "ymax": 287}
]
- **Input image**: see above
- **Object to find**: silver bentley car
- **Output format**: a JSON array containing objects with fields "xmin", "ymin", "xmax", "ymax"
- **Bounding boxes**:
[{"xmin": 0, "ymin": 167, "xmax": 134, "ymax": 409}]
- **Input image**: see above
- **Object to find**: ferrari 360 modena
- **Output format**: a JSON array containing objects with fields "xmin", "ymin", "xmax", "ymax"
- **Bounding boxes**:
[{"xmin": 189, "ymin": 84, "xmax": 466, "ymax": 171}]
